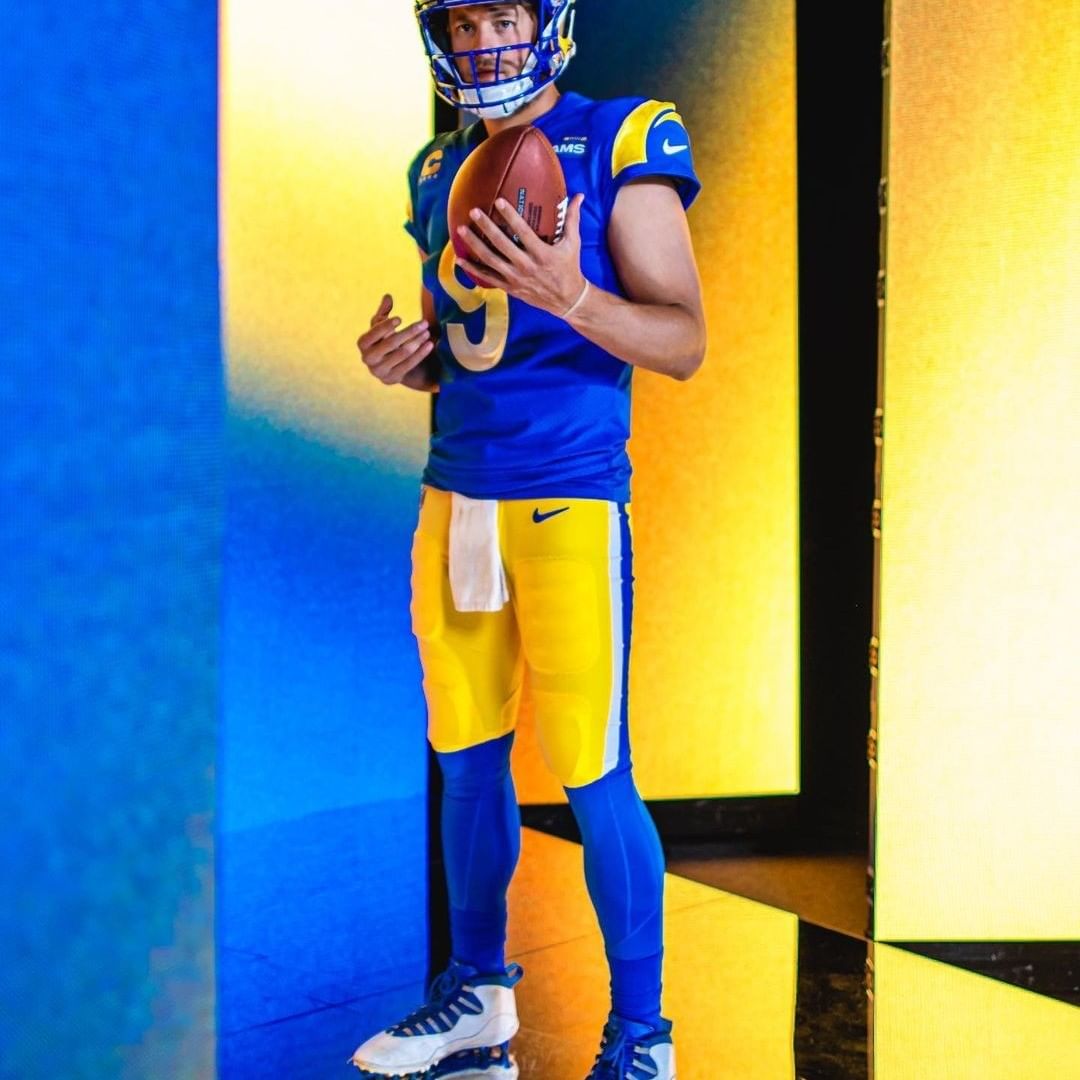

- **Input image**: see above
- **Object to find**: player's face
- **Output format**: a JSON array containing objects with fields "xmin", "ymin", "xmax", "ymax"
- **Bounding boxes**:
[{"xmin": 447, "ymin": 4, "xmax": 538, "ymax": 82}]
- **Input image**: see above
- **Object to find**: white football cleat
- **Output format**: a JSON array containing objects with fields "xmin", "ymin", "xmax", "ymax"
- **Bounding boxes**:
[{"xmin": 348, "ymin": 960, "xmax": 523, "ymax": 1078}]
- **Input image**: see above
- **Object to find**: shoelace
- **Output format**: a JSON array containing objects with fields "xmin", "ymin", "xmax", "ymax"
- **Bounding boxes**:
[
  {"xmin": 589, "ymin": 1023, "xmax": 659, "ymax": 1080},
  {"xmin": 589, "ymin": 1023, "xmax": 625, "ymax": 1078},
  {"xmin": 387, "ymin": 966, "xmax": 464, "ymax": 1035}
]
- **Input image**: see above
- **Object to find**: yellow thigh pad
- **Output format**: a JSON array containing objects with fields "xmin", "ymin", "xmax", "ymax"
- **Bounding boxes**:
[
  {"xmin": 410, "ymin": 492, "xmax": 524, "ymax": 753},
  {"xmin": 503, "ymin": 499, "xmax": 626, "ymax": 787},
  {"xmin": 514, "ymin": 556, "xmax": 601, "ymax": 675}
]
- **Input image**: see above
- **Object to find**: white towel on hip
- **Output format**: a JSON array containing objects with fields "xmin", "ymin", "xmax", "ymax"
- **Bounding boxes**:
[{"xmin": 448, "ymin": 492, "xmax": 509, "ymax": 612}]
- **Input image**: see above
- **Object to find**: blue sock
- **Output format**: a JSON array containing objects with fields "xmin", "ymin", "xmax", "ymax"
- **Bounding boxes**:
[
  {"xmin": 449, "ymin": 904, "xmax": 508, "ymax": 975},
  {"xmin": 565, "ymin": 764, "xmax": 666, "ymax": 1028},
  {"xmin": 437, "ymin": 732, "xmax": 520, "ymax": 974},
  {"xmin": 607, "ymin": 951, "xmax": 664, "ymax": 1028}
]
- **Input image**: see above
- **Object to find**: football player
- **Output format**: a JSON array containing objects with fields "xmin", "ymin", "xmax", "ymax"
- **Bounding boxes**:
[{"xmin": 353, "ymin": 3, "xmax": 704, "ymax": 1077}]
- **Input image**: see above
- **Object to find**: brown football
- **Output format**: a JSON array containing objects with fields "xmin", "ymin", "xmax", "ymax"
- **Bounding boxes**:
[{"xmin": 447, "ymin": 125, "xmax": 568, "ymax": 286}]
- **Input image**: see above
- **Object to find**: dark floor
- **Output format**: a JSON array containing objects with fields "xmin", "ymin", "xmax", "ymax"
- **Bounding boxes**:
[{"xmin": 667, "ymin": 849, "xmax": 869, "ymax": 939}]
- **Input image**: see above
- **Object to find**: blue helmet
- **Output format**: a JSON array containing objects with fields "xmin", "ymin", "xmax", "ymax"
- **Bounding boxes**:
[{"xmin": 414, "ymin": 0, "xmax": 577, "ymax": 119}]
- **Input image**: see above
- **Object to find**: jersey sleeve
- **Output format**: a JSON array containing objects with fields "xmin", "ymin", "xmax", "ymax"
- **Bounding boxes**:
[
  {"xmin": 404, "ymin": 187, "xmax": 424, "ymax": 248},
  {"xmin": 403, "ymin": 143, "xmax": 428, "ymax": 250},
  {"xmin": 604, "ymin": 99, "xmax": 702, "ymax": 213}
]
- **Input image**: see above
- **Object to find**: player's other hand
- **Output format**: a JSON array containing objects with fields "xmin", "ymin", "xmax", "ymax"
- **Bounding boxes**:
[
  {"xmin": 357, "ymin": 294, "xmax": 435, "ymax": 385},
  {"xmin": 454, "ymin": 193, "xmax": 588, "ymax": 319}
]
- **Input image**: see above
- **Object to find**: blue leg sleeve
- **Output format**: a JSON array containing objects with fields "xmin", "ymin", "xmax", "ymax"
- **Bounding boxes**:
[
  {"xmin": 565, "ymin": 763, "xmax": 666, "ymax": 1027},
  {"xmin": 436, "ymin": 731, "xmax": 520, "ymax": 974}
]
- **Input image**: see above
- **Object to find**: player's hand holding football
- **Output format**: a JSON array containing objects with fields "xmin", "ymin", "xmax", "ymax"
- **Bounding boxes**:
[
  {"xmin": 455, "ymin": 193, "xmax": 589, "ymax": 320},
  {"xmin": 357, "ymin": 294, "xmax": 436, "ymax": 387}
]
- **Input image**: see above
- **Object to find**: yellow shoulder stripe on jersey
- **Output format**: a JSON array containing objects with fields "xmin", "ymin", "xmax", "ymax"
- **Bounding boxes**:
[{"xmin": 611, "ymin": 100, "xmax": 685, "ymax": 179}]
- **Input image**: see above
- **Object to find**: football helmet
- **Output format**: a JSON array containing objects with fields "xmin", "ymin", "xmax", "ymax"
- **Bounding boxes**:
[{"xmin": 414, "ymin": 0, "xmax": 577, "ymax": 119}]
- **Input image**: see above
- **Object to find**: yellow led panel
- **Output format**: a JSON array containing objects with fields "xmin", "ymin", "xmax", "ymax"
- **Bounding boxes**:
[
  {"xmin": 875, "ymin": 0, "xmax": 1080, "ymax": 938},
  {"xmin": 221, "ymin": 0, "xmax": 432, "ymax": 468},
  {"xmin": 874, "ymin": 944, "xmax": 1080, "ymax": 1078}
]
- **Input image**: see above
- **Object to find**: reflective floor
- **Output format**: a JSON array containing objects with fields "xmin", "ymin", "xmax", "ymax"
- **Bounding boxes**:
[{"xmin": 219, "ymin": 827, "xmax": 1080, "ymax": 1079}]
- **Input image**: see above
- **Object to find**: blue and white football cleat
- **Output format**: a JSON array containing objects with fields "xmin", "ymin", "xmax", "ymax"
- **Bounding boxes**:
[
  {"xmin": 351, "ymin": 1041, "xmax": 518, "ymax": 1080},
  {"xmin": 348, "ymin": 960, "xmax": 523, "ymax": 1078},
  {"xmin": 585, "ymin": 1013, "xmax": 676, "ymax": 1080}
]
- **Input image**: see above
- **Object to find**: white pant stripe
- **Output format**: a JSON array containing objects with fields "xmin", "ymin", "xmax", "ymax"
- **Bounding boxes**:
[{"xmin": 602, "ymin": 503, "xmax": 624, "ymax": 777}]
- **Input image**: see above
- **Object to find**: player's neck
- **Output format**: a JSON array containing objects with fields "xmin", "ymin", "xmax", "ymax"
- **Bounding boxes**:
[{"xmin": 483, "ymin": 85, "xmax": 561, "ymax": 137}]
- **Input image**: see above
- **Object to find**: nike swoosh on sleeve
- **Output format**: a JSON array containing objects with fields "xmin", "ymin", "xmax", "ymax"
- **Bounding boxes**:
[{"xmin": 662, "ymin": 139, "xmax": 689, "ymax": 155}]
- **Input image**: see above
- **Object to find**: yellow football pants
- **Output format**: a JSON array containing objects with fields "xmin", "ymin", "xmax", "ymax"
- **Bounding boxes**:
[{"xmin": 409, "ymin": 484, "xmax": 634, "ymax": 788}]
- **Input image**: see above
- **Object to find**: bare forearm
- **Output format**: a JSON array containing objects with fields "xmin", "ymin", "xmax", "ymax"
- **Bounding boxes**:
[{"xmin": 565, "ymin": 283, "xmax": 706, "ymax": 381}]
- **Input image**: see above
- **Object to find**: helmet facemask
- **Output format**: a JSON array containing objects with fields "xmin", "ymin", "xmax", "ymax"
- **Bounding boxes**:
[{"xmin": 415, "ymin": 1, "xmax": 576, "ymax": 120}]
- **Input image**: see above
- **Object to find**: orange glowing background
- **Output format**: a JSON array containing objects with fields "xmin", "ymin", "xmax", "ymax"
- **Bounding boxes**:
[
  {"xmin": 874, "ymin": 0, "xmax": 1080, "ymax": 939},
  {"xmin": 517, "ymin": 0, "xmax": 801, "ymax": 803}
]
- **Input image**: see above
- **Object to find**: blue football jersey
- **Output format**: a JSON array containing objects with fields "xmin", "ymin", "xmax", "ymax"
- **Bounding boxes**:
[{"xmin": 403, "ymin": 91, "xmax": 701, "ymax": 502}]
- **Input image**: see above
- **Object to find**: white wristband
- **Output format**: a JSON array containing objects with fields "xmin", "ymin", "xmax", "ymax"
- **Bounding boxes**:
[{"xmin": 561, "ymin": 278, "xmax": 590, "ymax": 320}]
